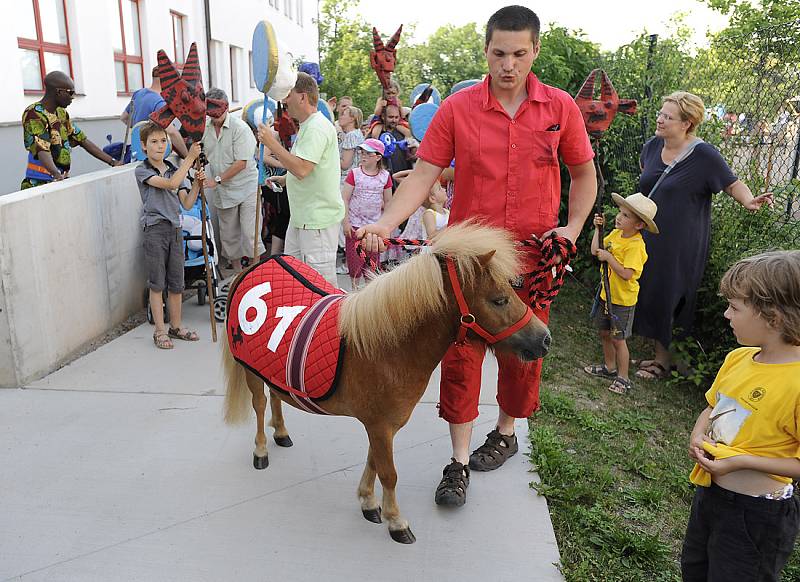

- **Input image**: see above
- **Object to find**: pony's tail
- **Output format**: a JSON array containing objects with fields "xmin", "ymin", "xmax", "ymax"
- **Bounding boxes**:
[{"xmin": 222, "ymin": 336, "xmax": 251, "ymax": 424}]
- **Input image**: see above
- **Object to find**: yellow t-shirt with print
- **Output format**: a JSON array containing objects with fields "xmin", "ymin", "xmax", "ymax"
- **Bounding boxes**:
[
  {"xmin": 599, "ymin": 229, "xmax": 647, "ymax": 307},
  {"xmin": 690, "ymin": 347, "xmax": 800, "ymax": 487}
]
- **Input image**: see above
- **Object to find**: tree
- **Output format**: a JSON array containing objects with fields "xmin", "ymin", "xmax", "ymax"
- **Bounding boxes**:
[
  {"xmin": 317, "ymin": 0, "xmax": 383, "ymax": 112},
  {"xmin": 394, "ymin": 24, "xmax": 486, "ymax": 98},
  {"xmin": 534, "ymin": 26, "xmax": 600, "ymax": 95}
]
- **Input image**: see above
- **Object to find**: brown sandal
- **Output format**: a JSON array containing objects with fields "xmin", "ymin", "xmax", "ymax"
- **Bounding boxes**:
[
  {"xmin": 468, "ymin": 430, "xmax": 518, "ymax": 471},
  {"xmin": 635, "ymin": 362, "xmax": 670, "ymax": 380},
  {"xmin": 583, "ymin": 363, "xmax": 618, "ymax": 378},
  {"xmin": 153, "ymin": 331, "xmax": 174, "ymax": 350},
  {"xmin": 608, "ymin": 376, "xmax": 633, "ymax": 395},
  {"xmin": 168, "ymin": 327, "xmax": 199, "ymax": 341},
  {"xmin": 434, "ymin": 459, "xmax": 470, "ymax": 507}
]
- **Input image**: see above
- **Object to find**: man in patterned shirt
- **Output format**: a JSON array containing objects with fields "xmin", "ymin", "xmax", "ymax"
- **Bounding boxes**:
[{"xmin": 21, "ymin": 71, "xmax": 119, "ymax": 190}]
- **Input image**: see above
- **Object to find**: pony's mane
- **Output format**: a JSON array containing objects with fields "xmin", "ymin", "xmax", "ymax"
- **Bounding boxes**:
[{"xmin": 338, "ymin": 221, "xmax": 520, "ymax": 356}]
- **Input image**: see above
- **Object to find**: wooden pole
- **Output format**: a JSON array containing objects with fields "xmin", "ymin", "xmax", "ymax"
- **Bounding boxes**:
[
  {"xmin": 197, "ymin": 155, "xmax": 218, "ymax": 342},
  {"xmin": 592, "ymin": 137, "xmax": 618, "ymax": 335}
]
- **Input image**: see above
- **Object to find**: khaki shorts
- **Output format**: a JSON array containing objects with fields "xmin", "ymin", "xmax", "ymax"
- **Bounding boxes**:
[
  {"xmin": 144, "ymin": 221, "xmax": 184, "ymax": 293},
  {"xmin": 284, "ymin": 223, "xmax": 340, "ymax": 288}
]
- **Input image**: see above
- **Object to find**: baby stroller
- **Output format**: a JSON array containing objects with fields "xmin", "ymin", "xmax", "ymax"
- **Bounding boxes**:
[{"xmin": 146, "ymin": 196, "xmax": 226, "ymax": 324}]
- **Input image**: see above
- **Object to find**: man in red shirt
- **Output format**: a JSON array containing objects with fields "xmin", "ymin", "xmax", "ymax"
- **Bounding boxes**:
[{"xmin": 358, "ymin": 5, "xmax": 596, "ymax": 506}]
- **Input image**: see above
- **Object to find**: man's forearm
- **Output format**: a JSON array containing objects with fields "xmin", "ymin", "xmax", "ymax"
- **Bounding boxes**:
[
  {"xmin": 220, "ymin": 160, "xmax": 247, "ymax": 182},
  {"xmin": 268, "ymin": 140, "xmax": 312, "ymax": 179},
  {"xmin": 81, "ymin": 139, "xmax": 115, "ymax": 166},
  {"xmin": 565, "ymin": 164, "xmax": 598, "ymax": 238},
  {"xmin": 36, "ymin": 151, "xmax": 63, "ymax": 178},
  {"xmin": 166, "ymin": 126, "xmax": 188, "ymax": 158},
  {"xmin": 378, "ymin": 166, "xmax": 436, "ymax": 230}
]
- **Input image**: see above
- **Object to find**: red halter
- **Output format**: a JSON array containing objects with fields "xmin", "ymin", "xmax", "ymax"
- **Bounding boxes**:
[{"xmin": 445, "ymin": 256, "xmax": 533, "ymax": 345}]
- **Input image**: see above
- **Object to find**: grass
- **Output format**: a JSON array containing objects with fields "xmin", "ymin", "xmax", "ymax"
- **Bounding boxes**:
[{"xmin": 528, "ymin": 280, "xmax": 800, "ymax": 581}]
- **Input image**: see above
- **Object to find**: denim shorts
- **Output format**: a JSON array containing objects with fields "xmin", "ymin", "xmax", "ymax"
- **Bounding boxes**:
[{"xmin": 144, "ymin": 221, "xmax": 184, "ymax": 293}]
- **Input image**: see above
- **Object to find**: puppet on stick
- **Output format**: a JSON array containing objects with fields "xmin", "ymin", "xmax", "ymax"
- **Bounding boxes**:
[{"xmin": 573, "ymin": 69, "xmax": 637, "ymax": 335}]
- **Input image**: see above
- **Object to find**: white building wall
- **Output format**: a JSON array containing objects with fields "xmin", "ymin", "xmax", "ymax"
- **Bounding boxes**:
[{"xmin": 0, "ymin": 0, "xmax": 318, "ymax": 194}]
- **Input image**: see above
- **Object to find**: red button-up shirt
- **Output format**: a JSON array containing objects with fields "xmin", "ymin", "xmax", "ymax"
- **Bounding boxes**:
[{"xmin": 417, "ymin": 73, "xmax": 593, "ymax": 245}]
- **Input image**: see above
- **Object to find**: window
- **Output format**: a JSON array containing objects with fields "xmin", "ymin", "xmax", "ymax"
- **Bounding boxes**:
[
  {"xmin": 229, "ymin": 46, "xmax": 239, "ymax": 103},
  {"xmin": 110, "ymin": 0, "xmax": 143, "ymax": 95},
  {"xmin": 248, "ymin": 50, "xmax": 255, "ymax": 88},
  {"xmin": 171, "ymin": 11, "xmax": 186, "ymax": 64},
  {"xmin": 297, "ymin": 0, "xmax": 303, "ymax": 27},
  {"xmin": 284, "ymin": 0, "xmax": 292, "ymax": 20},
  {"xmin": 17, "ymin": 0, "xmax": 73, "ymax": 93},
  {"xmin": 268, "ymin": 0, "xmax": 278, "ymax": 8}
]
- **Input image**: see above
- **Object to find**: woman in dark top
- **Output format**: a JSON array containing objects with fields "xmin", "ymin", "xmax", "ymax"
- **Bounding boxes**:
[{"xmin": 634, "ymin": 91, "xmax": 772, "ymax": 379}]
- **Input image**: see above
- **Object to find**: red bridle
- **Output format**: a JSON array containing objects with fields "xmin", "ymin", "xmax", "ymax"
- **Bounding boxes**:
[{"xmin": 445, "ymin": 256, "xmax": 533, "ymax": 345}]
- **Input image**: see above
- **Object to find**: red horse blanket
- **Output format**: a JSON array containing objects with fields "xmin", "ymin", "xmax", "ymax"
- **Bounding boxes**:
[{"xmin": 227, "ymin": 256, "xmax": 345, "ymax": 415}]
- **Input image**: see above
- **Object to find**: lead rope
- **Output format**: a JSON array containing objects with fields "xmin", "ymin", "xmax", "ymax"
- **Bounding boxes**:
[
  {"xmin": 354, "ymin": 233, "xmax": 576, "ymax": 310},
  {"xmin": 518, "ymin": 233, "xmax": 577, "ymax": 311}
]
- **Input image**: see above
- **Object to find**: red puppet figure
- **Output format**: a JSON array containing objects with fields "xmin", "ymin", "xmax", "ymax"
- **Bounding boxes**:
[
  {"xmin": 573, "ymin": 69, "xmax": 637, "ymax": 138},
  {"xmin": 149, "ymin": 42, "xmax": 227, "ymax": 145},
  {"xmin": 370, "ymin": 26, "xmax": 402, "ymax": 92}
]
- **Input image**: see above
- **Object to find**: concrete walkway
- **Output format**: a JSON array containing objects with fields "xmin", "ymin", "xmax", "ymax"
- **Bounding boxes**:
[{"xmin": 0, "ymin": 278, "xmax": 562, "ymax": 582}]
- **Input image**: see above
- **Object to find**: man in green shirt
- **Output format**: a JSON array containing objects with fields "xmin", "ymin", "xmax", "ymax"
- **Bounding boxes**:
[
  {"xmin": 22, "ymin": 71, "xmax": 119, "ymax": 190},
  {"xmin": 257, "ymin": 73, "xmax": 344, "ymax": 286}
]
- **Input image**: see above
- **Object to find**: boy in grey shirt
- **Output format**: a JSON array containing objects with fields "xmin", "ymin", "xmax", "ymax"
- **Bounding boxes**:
[{"xmin": 134, "ymin": 121, "xmax": 204, "ymax": 349}]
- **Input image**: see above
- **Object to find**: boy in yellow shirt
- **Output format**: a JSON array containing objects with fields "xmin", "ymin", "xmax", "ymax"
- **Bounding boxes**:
[
  {"xmin": 583, "ymin": 193, "xmax": 659, "ymax": 394},
  {"xmin": 681, "ymin": 250, "xmax": 800, "ymax": 581}
]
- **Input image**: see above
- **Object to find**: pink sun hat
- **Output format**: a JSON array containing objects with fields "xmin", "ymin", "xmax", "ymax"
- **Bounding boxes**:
[{"xmin": 358, "ymin": 138, "xmax": 386, "ymax": 156}]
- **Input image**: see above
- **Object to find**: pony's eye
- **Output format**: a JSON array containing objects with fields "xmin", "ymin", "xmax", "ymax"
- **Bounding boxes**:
[{"xmin": 492, "ymin": 297, "xmax": 509, "ymax": 307}]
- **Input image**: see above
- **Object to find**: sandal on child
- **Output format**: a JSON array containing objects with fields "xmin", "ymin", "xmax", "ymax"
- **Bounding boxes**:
[
  {"xmin": 583, "ymin": 363, "xmax": 618, "ymax": 378},
  {"xmin": 168, "ymin": 327, "xmax": 199, "ymax": 341},
  {"xmin": 635, "ymin": 362, "xmax": 670, "ymax": 380},
  {"xmin": 608, "ymin": 376, "xmax": 632, "ymax": 395},
  {"xmin": 153, "ymin": 331, "xmax": 174, "ymax": 350}
]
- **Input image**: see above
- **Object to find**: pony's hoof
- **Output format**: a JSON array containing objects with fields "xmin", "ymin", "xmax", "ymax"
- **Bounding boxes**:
[
  {"xmin": 362, "ymin": 507, "xmax": 382, "ymax": 523},
  {"xmin": 389, "ymin": 527, "xmax": 416, "ymax": 544},
  {"xmin": 274, "ymin": 435, "xmax": 293, "ymax": 447},
  {"xmin": 253, "ymin": 454, "xmax": 269, "ymax": 470}
]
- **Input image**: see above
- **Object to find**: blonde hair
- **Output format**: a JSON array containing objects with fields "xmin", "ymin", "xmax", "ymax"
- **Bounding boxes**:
[
  {"xmin": 343, "ymin": 105, "xmax": 363, "ymax": 129},
  {"xmin": 719, "ymin": 250, "xmax": 800, "ymax": 346},
  {"xmin": 663, "ymin": 91, "xmax": 705, "ymax": 135}
]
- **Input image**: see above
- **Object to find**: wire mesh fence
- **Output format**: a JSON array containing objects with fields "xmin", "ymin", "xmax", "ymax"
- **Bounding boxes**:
[{"xmin": 585, "ymin": 21, "xmax": 800, "ymax": 381}]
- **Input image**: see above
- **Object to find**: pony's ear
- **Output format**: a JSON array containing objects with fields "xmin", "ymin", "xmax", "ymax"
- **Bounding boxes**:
[{"xmin": 477, "ymin": 250, "xmax": 496, "ymax": 266}]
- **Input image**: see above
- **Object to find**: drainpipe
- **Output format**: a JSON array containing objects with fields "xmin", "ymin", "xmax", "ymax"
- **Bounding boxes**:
[{"xmin": 204, "ymin": 0, "xmax": 213, "ymax": 87}]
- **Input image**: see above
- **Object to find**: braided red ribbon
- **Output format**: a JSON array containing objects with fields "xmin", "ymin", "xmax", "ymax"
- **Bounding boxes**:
[{"xmin": 354, "ymin": 232, "xmax": 575, "ymax": 310}]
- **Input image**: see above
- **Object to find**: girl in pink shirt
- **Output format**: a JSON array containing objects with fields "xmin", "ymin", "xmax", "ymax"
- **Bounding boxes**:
[{"xmin": 341, "ymin": 138, "xmax": 393, "ymax": 289}]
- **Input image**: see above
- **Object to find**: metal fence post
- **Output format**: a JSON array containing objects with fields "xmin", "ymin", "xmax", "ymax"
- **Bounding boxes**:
[{"xmin": 641, "ymin": 34, "xmax": 657, "ymax": 143}]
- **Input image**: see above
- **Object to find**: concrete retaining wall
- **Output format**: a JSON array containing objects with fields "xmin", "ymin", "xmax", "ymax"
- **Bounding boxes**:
[{"xmin": 0, "ymin": 166, "xmax": 144, "ymax": 387}]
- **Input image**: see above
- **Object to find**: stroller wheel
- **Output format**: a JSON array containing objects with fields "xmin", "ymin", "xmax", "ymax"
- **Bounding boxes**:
[
  {"xmin": 213, "ymin": 296, "xmax": 227, "ymax": 322},
  {"xmin": 197, "ymin": 281, "xmax": 207, "ymax": 306}
]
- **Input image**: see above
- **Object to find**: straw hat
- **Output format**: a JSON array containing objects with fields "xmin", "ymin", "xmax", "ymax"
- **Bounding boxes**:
[{"xmin": 610, "ymin": 192, "xmax": 659, "ymax": 234}]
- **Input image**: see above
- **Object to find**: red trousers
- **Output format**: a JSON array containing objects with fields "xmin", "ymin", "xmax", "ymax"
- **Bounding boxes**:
[{"xmin": 439, "ymin": 291, "xmax": 550, "ymax": 424}]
